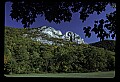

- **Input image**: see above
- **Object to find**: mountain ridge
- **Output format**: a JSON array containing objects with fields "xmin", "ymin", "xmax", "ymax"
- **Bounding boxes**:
[
  {"xmin": 89, "ymin": 40, "xmax": 115, "ymax": 52},
  {"xmin": 4, "ymin": 26, "xmax": 115, "ymax": 74},
  {"xmin": 24, "ymin": 26, "xmax": 86, "ymax": 45}
]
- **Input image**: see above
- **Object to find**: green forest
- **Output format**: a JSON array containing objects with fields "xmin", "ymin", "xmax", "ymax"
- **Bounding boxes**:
[
  {"xmin": 90, "ymin": 40, "xmax": 115, "ymax": 52},
  {"xmin": 4, "ymin": 26, "xmax": 115, "ymax": 74}
]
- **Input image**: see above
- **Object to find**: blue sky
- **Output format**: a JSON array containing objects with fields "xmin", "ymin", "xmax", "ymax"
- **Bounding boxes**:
[{"xmin": 5, "ymin": 2, "xmax": 116, "ymax": 43}]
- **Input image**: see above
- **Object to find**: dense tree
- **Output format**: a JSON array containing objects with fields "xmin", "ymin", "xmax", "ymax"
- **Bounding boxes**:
[
  {"xmin": 4, "ymin": 26, "xmax": 115, "ymax": 74},
  {"xmin": 4, "ymin": 47, "xmax": 12, "ymax": 74},
  {"xmin": 105, "ymin": 50, "xmax": 115, "ymax": 71},
  {"xmin": 89, "ymin": 40, "xmax": 115, "ymax": 52}
]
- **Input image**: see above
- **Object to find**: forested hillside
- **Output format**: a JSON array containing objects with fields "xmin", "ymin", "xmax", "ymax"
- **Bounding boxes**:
[
  {"xmin": 89, "ymin": 40, "xmax": 115, "ymax": 52},
  {"xmin": 4, "ymin": 26, "xmax": 115, "ymax": 74}
]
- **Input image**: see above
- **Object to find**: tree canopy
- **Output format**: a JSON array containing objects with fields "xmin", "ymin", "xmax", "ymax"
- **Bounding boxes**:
[
  {"xmin": 7, "ymin": 1, "xmax": 116, "ymax": 41},
  {"xmin": 4, "ymin": 26, "xmax": 115, "ymax": 74}
]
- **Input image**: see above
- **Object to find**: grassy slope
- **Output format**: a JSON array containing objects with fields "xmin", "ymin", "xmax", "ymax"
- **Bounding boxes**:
[{"xmin": 5, "ymin": 71, "xmax": 115, "ymax": 78}]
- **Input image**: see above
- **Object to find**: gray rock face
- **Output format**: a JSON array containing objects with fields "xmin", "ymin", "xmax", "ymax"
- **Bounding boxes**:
[
  {"xmin": 39, "ymin": 26, "xmax": 62, "ymax": 38},
  {"xmin": 23, "ymin": 26, "xmax": 85, "ymax": 45},
  {"xmin": 62, "ymin": 31, "xmax": 85, "ymax": 44},
  {"xmin": 31, "ymin": 37, "xmax": 54, "ymax": 45}
]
